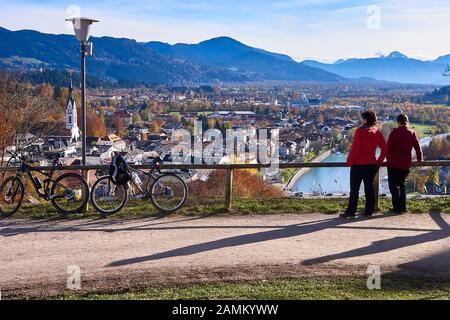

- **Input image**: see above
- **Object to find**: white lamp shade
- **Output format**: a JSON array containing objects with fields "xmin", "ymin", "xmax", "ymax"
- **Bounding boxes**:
[{"xmin": 66, "ymin": 17, "xmax": 99, "ymax": 42}]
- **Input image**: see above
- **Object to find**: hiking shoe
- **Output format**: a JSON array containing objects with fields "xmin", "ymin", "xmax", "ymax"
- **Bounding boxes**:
[
  {"xmin": 339, "ymin": 213, "xmax": 356, "ymax": 219},
  {"xmin": 387, "ymin": 209, "xmax": 405, "ymax": 215}
]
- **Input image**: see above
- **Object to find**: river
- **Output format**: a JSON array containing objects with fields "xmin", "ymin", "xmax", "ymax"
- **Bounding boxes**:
[
  {"xmin": 292, "ymin": 134, "xmax": 447, "ymax": 195},
  {"xmin": 292, "ymin": 152, "xmax": 391, "ymax": 195},
  {"xmin": 292, "ymin": 153, "xmax": 350, "ymax": 194}
]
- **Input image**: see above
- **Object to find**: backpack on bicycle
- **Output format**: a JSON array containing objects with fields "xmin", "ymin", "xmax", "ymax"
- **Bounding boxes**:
[{"xmin": 109, "ymin": 154, "xmax": 132, "ymax": 185}]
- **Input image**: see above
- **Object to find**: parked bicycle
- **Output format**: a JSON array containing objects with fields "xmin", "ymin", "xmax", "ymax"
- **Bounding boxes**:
[
  {"xmin": 90, "ymin": 156, "xmax": 188, "ymax": 215},
  {"xmin": 0, "ymin": 150, "xmax": 89, "ymax": 217}
]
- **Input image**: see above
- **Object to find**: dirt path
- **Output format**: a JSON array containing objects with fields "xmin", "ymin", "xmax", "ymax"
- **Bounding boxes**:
[{"xmin": 1, "ymin": 213, "xmax": 449, "ymax": 298}]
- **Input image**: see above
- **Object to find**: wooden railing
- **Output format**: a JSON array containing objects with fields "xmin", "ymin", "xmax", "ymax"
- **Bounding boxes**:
[{"xmin": 1, "ymin": 161, "xmax": 449, "ymax": 211}]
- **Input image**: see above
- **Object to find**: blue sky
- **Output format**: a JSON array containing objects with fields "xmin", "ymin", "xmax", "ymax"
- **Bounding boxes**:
[{"xmin": 1, "ymin": 0, "xmax": 450, "ymax": 62}]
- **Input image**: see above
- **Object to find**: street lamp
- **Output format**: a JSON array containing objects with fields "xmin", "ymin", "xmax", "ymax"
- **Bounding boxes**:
[{"xmin": 65, "ymin": 17, "xmax": 99, "ymax": 165}]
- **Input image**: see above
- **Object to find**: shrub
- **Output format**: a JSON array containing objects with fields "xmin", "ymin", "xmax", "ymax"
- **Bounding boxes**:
[{"xmin": 189, "ymin": 169, "xmax": 283, "ymax": 199}]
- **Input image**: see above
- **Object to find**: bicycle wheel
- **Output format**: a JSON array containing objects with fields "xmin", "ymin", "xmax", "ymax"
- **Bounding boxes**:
[
  {"xmin": 0, "ymin": 176, "xmax": 24, "ymax": 218},
  {"xmin": 91, "ymin": 176, "xmax": 128, "ymax": 215},
  {"xmin": 50, "ymin": 173, "xmax": 89, "ymax": 214},
  {"xmin": 150, "ymin": 174, "xmax": 188, "ymax": 213}
]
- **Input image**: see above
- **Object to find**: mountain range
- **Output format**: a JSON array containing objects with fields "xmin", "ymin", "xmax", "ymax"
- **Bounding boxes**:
[
  {"xmin": 0, "ymin": 27, "xmax": 342, "ymax": 85},
  {"xmin": 1, "ymin": 26, "xmax": 449, "ymax": 85},
  {"xmin": 0, "ymin": 27, "xmax": 247, "ymax": 84},
  {"xmin": 303, "ymin": 52, "xmax": 450, "ymax": 84},
  {"xmin": 146, "ymin": 37, "xmax": 342, "ymax": 82}
]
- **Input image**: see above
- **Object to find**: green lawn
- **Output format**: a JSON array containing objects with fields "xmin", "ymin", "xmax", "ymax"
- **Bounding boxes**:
[
  {"xmin": 409, "ymin": 123, "xmax": 437, "ymax": 137},
  {"xmin": 64, "ymin": 276, "xmax": 450, "ymax": 300},
  {"xmin": 196, "ymin": 111, "xmax": 213, "ymax": 116},
  {"xmin": 8, "ymin": 196, "xmax": 450, "ymax": 220}
]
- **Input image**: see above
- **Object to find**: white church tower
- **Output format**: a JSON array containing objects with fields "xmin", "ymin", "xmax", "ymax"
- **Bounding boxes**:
[{"xmin": 65, "ymin": 73, "xmax": 80, "ymax": 142}]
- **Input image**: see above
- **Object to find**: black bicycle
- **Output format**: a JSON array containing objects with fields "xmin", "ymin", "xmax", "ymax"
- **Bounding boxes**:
[
  {"xmin": 90, "ymin": 157, "xmax": 188, "ymax": 215},
  {"xmin": 0, "ymin": 150, "xmax": 89, "ymax": 217}
]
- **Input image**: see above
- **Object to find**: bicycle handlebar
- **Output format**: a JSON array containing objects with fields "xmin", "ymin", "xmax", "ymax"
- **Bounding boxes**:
[
  {"xmin": 7, "ymin": 150, "xmax": 26, "ymax": 161},
  {"xmin": 6, "ymin": 150, "xmax": 16, "ymax": 157},
  {"xmin": 149, "ymin": 156, "xmax": 163, "ymax": 164},
  {"xmin": 6, "ymin": 150, "xmax": 57, "ymax": 167}
]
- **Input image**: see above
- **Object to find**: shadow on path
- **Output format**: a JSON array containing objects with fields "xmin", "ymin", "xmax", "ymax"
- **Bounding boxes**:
[
  {"xmin": 107, "ymin": 214, "xmax": 400, "ymax": 267},
  {"xmin": 302, "ymin": 212, "xmax": 449, "ymax": 266},
  {"xmin": 2, "ymin": 213, "xmax": 437, "ymax": 238}
]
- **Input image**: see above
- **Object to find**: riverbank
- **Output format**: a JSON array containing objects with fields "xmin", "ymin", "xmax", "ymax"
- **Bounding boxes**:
[{"xmin": 285, "ymin": 150, "xmax": 333, "ymax": 191}]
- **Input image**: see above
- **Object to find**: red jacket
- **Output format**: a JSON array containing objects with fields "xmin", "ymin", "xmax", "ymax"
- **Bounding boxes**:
[
  {"xmin": 387, "ymin": 126, "xmax": 423, "ymax": 170},
  {"xmin": 347, "ymin": 126, "xmax": 387, "ymax": 167}
]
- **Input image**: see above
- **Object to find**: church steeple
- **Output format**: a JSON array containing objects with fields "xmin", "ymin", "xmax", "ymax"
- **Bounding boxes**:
[
  {"xmin": 69, "ymin": 72, "xmax": 73, "ymax": 93},
  {"xmin": 66, "ymin": 71, "xmax": 80, "ymax": 142},
  {"xmin": 68, "ymin": 71, "xmax": 75, "ymax": 105}
]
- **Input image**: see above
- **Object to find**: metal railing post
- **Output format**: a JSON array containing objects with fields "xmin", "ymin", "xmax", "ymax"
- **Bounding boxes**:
[
  {"xmin": 225, "ymin": 168, "xmax": 233, "ymax": 211},
  {"xmin": 82, "ymin": 169, "xmax": 89, "ymax": 213}
]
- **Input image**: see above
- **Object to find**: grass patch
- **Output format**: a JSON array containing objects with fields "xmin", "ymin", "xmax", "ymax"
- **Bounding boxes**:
[
  {"xmin": 7, "ymin": 196, "xmax": 449, "ymax": 220},
  {"xmin": 63, "ymin": 276, "xmax": 450, "ymax": 300},
  {"xmin": 409, "ymin": 123, "xmax": 437, "ymax": 137}
]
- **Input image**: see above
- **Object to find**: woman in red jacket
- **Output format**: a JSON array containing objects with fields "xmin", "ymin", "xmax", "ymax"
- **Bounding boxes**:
[
  {"xmin": 341, "ymin": 110, "xmax": 387, "ymax": 219},
  {"xmin": 387, "ymin": 114, "xmax": 423, "ymax": 214}
]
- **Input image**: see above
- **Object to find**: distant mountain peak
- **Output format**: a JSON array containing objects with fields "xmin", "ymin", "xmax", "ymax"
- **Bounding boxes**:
[
  {"xmin": 199, "ymin": 36, "xmax": 244, "ymax": 46},
  {"xmin": 386, "ymin": 51, "xmax": 408, "ymax": 59},
  {"xmin": 209, "ymin": 36, "xmax": 238, "ymax": 42},
  {"xmin": 302, "ymin": 50, "xmax": 448, "ymax": 84}
]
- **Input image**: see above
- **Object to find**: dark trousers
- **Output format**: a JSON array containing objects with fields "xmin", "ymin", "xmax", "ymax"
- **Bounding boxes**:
[
  {"xmin": 388, "ymin": 167, "xmax": 410, "ymax": 213},
  {"xmin": 345, "ymin": 164, "xmax": 378, "ymax": 215}
]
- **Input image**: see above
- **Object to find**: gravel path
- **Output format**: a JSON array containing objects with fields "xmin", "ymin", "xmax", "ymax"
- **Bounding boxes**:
[{"xmin": 1, "ymin": 212, "xmax": 449, "ymax": 298}]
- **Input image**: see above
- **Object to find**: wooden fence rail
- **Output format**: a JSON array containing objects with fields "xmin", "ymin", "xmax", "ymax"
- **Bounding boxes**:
[{"xmin": 0, "ymin": 161, "xmax": 449, "ymax": 211}]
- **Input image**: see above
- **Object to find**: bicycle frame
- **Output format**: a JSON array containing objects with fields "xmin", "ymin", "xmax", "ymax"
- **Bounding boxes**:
[
  {"xmin": 128, "ymin": 165, "xmax": 161, "ymax": 197},
  {"xmin": 90, "ymin": 157, "xmax": 188, "ymax": 215},
  {"xmin": 12, "ymin": 158, "xmax": 64, "ymax": 201}
]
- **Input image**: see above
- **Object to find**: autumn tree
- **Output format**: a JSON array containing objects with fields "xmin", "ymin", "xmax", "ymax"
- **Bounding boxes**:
[
  {"xmin": 112, "ymin": 115, "xmax": 125, "ymax": 137},
  {"xmin": 87, "ymin": 110, "xmax": 107, "ymax": 138},
  {"xmin": 315, "ymin": 114, "xmax": 324, "ymax": 124},
  {"xmin": 38, "ymin": 83, "xmax": 53, "ymax": 97},
  {"xmin": 132, "ymin": 113, "xmax": 142, "ymax": 126},
  {"xmin": 0, "ymin": 111, "xmax": 14, "ymax": 163},
  {"xmin": 154, "ymin": 118, "xmax": 165, "ymax": 127},
  {"xmin": 423, "ymin": 137, "xmax": 449, "ymax": 160},
  {"xmin": 149, "ymin": 121, "xmax": 160, "ymax": 133},
  {"xmin": 290, "ymin": 107, "xmax": 299, "ymax": 117},
  {"xmin": 207, "ymin": 118, "xmax": 216, "ymax": 129},
  {"xmin": 172, "ymin": 113, "xmax": 181, "ymax": 123},
  {"xmin": 380, "ymin": 121, "xmax": 396, "ymax": 140},
  {"xmin": 189, "ymin": 170, "xmax": 283, "ymax": 198},
  {"xmin": 257, "ymin": 120, "xmax": 269, "ymax": 128},
  {"xmin": 0, "ymin": 73, "xmax": 60, "ymax": 163},
  {"xmin": 52, "ymin": 86, "xmax": 69, "ymax": 122},
  {"xmin": 140, "ymin": 108, "xmax": 152, "ymax": 122}
]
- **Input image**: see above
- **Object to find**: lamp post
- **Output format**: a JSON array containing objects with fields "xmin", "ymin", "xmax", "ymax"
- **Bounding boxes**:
[{"xmin": 65, "ymin": 17, "xmax": 99, "ymax": 165}]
